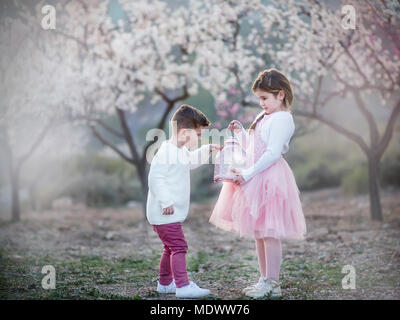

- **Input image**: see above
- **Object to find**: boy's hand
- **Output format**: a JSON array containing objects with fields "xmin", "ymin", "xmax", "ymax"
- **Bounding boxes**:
[
  {"xmin": 209, "ymin": 144, "xmax": 223, "ymax": 152},
  {"xmin": 162, "ymin": 205, "xmax": 174, "ymax": 215},
  {"xmin": 228, "ymin": 120, "xmax": 243, "ymax": 133}
]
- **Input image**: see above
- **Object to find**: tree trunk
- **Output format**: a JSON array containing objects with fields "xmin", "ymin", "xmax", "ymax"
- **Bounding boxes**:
[
  {"xmin": 29, "ymin": 182, "xmax": 38, "ymax": 212},
  {"xmin": 137, "ymin": 161, "xmax": 149, "ymax": 216},
  {"xmin": 367, "ymin": 154, "xmax": 383, "ymax": 221},
  {"xmin": 10, "ymin": 167, "xmax": 21, "ymax": 222}
]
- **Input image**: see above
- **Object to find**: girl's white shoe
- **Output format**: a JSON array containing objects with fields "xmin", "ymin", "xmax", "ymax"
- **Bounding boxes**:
[
  {"xmin": 242, "ymin": 276, "xmax": 267, "ymax": 294},
  {"xmin": 268, "ymin": 279, "xmax": 282, "ymax": 298},
  {"xmin": 245, "ymin": 278, "xmax": 281, "ymax": 299},
  {"xmin": 157, "ymin": 280, "xmax": 176, "ymax": 294}
]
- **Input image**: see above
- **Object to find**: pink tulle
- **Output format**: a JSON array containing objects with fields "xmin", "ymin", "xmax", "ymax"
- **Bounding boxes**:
[{"xmin": 209, "ymin": 157, "xmax": 307, "ymax": 240}]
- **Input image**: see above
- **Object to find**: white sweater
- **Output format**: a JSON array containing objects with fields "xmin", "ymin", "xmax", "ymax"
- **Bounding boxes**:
[
  {"xmin": 146, "ymin": 141, "xmax": 211, "ymax": 225},
  {"xmin": 235, "ymin": 111, "xmax": 295, "ymax": 181}
]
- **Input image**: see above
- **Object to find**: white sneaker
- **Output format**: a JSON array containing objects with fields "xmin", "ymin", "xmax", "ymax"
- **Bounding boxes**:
[
  {"xmin": 268, "ymin": 279, "xmax": 282, "ymax": 298},
  {"xmin": 242, "ymin": 276, "xmax": 266, "ymax": 294},
  {"xmin": 157, "ymin": 280, "xmax": 176, "ymax": 294},
  {"xmin": 245, "ymin": 277, "xmax": 272, "ymax": 298},
  {"xmin": 175, "ymin": 281, "xmax": 211, "ymax": 298}
]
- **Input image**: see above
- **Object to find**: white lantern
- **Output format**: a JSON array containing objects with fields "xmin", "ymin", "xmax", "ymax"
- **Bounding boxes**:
[{"xmin": 214, "ymin": 137, "xmax": 247, "ymax": 183}]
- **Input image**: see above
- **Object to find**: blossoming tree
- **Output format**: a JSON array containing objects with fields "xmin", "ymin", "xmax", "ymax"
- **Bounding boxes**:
[
  {"xmin": 266, "ymin": 0, "xmax": 400, "ymax": 221},
  {"xmin": 0, "ymin": 4, "xmax": 77, "ymax": 222},
  {"xmin": 17, "ymin": 0, "xmax": 398, "ymax": 221},
  {"xmin": 51, "ymin": 0, "xmax": 233, "ymax": 212},
  {"xmin": 185, "ymin": 0, "xmax": 400, "ymax": 221}
]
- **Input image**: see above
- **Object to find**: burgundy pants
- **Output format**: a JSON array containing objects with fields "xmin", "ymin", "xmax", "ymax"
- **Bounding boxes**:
[{"xmin": 152, "ymin": 222, "xmax": 190, "ymax": 288}]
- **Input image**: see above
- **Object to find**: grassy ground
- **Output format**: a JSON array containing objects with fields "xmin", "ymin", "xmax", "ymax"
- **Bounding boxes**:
[{"xmin": 0, "ymin": 187, "xmax": 399, "ymax": 300}]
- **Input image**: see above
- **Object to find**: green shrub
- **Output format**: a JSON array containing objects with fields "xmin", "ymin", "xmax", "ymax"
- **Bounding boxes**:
[
  {"xmin": 304, "ymin": 163, "xmax": 341, "ymax": 190},
  {"xmin": 289, "ymin": 150, "xmax": 346, "ymax": 191},
  {"xmin": 64, "ymin": 171, "xmax": 143, "ymax": 206},
  {"xmin": 26, "ymin": 154, "xmax": 144, "ymax": 208},
  {"xmin": 341, "ymin": 164, "xmax": 369, "ymax": 195},
  {"xmin": 380, "ymin": 149, "xmax": 400, "ymax": 187},
  {"xmin": 62, "ymin": 155, "xmax": 143, "ymax": 206}
]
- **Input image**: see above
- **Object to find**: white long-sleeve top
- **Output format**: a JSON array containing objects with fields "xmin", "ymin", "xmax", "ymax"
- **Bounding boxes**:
[
  {"xmin": 146, "ymin": 140, "xmax": 211, "ymax": 225},
  {"xmin": 234, "ymin": 111, "xmax": 295, "ymax": 182}
]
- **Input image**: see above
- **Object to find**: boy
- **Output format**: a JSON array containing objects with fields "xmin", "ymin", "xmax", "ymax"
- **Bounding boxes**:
[{"xmin": 147, "ymin": 104, "xmax": 221, "ymax": 298}]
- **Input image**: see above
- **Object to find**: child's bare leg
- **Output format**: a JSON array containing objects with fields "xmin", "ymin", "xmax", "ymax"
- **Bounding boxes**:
[
  {"xmin": 255, "ymin": 238, "xmax": 267, "ymax": 278},
  {"xmin": 263, "ymin": 237, "xmax": 282, "ymax": 281}
]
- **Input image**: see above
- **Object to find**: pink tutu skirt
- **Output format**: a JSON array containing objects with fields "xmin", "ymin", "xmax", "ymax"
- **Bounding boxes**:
[{"xmin": 209, "ymin": 157, "xmax": 307, "ymax": 240}]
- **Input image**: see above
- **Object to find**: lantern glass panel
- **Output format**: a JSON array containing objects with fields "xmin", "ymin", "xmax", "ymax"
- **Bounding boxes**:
[{"xmin": 214, "ymin": 137, "xmax": 247, "ymax": 183}]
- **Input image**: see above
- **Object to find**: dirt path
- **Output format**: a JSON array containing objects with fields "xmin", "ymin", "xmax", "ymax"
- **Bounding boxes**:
[{"xmin": 0, "ymin": 187, "xmax": 399, "ymax": 299}]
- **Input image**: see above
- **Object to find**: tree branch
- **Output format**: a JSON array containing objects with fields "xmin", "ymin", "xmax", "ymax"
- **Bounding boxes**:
[
  {"xmin": 155, "ymin": 85, "xmax": 189, "ymax": 130},
  {"xmin": 363, "ymin": 40, "xmax": 396, "ymax": 90},
  {"xmin": 339, "ymin": 40, "xmax": 370, "ymax": 87},
  {"xmin": 141, "ymin": 85, "xmax": 189, "ymax": 164},
  {"xmin": 320, "ymin": 87, "xmax": 348, "ymax": 105},
  {"xmin": 17, "ymin": 117, "xmax": 55, "ymax": 168},
  {"xmin": 323, "ymin": 60, "xmax": 356, "ymax": 89},
  {"xmin": 154, "ymin": 88, "xmax": 172, "ymax": 104},
  {"xmin": 294, "ymin": 109, "xmax": 370, "ymax": 155},
  {"xmin": 68, "ymin": 113, "xmax": 124, "ymax": 139},
  {"xmin": 352, "ymin": 89, "xmax": 380, "ymax": 147},
  {"xmin": 377, "ymin": 98, "xmax": 400, "ymax": 159},
  {"xmin": 90, "ymin": 123, "xmax": 135, "ymax": 165},
  {"xmin": 96, "ymin": 119, "xmax": 124, "ymax": 139},
  {"xmin": 313, "ymin": 75, "xmax": 323, "ymax": 113},
  {"xmin": 116, "ymin": 107, "xmax": 141, "ymax": 165}
]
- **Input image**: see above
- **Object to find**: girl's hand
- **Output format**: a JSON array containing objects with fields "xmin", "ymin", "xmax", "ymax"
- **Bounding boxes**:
[
  {"xmin": 209, "ymin": 144, "xmax": 223, "ymax": 152},
  {"xmin": 228, "ymin": 120, "xmax": 243, "ymax": 133},
  {"xmin": 162, "ymin": 205, "xmax": 174, "ymax": 215},
  {"xmin": 230, "ymin": 168, "xmax": 245, "ymax": 185}
]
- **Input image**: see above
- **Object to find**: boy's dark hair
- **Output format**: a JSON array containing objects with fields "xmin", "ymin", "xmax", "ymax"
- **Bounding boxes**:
[{"xmin": 171, "ymin": 104, "xmax": 211, "ymax": 131}]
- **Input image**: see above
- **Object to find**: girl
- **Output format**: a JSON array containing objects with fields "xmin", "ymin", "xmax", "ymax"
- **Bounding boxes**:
[{"xmin": 209, "ymin": 68, "xmax": 307, "ymax": 298}]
